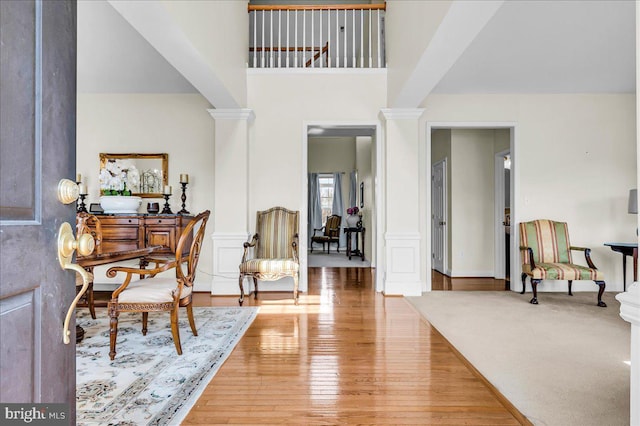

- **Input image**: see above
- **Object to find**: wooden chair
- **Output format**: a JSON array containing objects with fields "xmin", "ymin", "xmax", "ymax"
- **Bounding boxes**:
[
  {"xmin": 239, "ymin": 207, "xmax": 300, "ymax": 305},
  {"xmin": 519, "ymin": 219, "xmax": 606, "ymax": 307},
  {"xmin": 106, "ymin": 210, "xmax": 210, "ymax": 360},
  {"xmin": 310, "ymin": 214, "xmax": 341, "ymax": 253}
]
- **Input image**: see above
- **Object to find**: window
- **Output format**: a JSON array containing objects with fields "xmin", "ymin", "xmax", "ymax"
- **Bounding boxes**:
[{"xmin": 318, "ymin": 174, "xmax": 334, "ymax": 225}]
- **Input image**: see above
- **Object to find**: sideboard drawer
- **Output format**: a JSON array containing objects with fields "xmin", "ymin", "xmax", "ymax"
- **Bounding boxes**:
[
  {"xmin": 145, "ymin": 217, "xmax": 177, "ymax": 226},
  {"xmin": 102, "ymin": 227, "xmax": 140, "ymax": 240}
]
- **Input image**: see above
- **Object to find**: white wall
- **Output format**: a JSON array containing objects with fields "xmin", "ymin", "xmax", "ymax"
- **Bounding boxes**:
[
  {"xmin": 164, "ymin": 0, "xmax": 248, "ymax": 106},
  {"xmin": 385, "ymin": 0, "xmax": 452, "ymax": 105},
  {"xmin": 76, "ymin": 93, "xmax": 215, "ymax": 290},
  {"xmin": 356, "ymin": 136, "xmax": 374, "ymax": 261},
  {"xmin": 422, "ymin": 94, "xmax": 637, "ymax": 292}
]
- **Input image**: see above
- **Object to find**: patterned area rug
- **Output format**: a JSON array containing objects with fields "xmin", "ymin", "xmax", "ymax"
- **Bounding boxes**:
[{"xmin": 76, "ymin": 306, "xmax": 258, "ymax": 425}]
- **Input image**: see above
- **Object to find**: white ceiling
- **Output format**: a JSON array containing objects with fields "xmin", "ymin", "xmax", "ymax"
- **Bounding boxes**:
[{"xmin": 77, "ymin": 0, "xmax": 636, "ymax": 96}]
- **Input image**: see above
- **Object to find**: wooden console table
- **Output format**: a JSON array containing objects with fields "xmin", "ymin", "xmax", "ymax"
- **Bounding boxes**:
[
  {"xmin": 604, "ymin": 242, "xmax": 637, "ymax": 292},
  {"xmin": 344, "ymin": 227, "xmax": 366, "ymax": 261}
]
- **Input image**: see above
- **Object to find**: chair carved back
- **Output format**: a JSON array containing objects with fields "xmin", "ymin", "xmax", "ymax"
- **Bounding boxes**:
[
  {"xmin": 519, "ymin": 219, "xmax": 573, "ymax": 265},
  {"xmin": 175, "ymin": 210, "xmax": 210, "ymax": 286},
  {"xmin": 324, "ymin": 215, "xmax": 342, "ymax": 238},
  {"xmin": 76, "ymin": 212, "xmax": 102, "ymax": 253},
  {"xmin": 255, "ymin": 207, "xmax": 299, "ymax": 259}
]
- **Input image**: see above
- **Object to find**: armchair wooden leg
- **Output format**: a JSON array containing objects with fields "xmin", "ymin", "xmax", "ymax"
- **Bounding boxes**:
[
  {"xmin": 253, "ymin": 277, "xmax": 259, "ymax": 299},
  {"xmin": 108, "ymin": 302, "xmax": 119, "ymax": 360},
  {"xmin": 568, "ymin": 280, "xmax": 573, "ymax": 296},
  {"xmin": 87, "ymin": 281, "xmax": 96, "ymax": 319},
  {"xmin": 186, "ymin": 303, "xmax": 197, "ymax": 336},
  {"xmin": 520, "ymin": 273, "xmax": 527, "ymax": 294},
  {"xmin": 238, "ymin": 275, "xmax": 245, "ymax": 306},
  {"xmin": 530, "ymin": 279, "xmax": 540, "ymax": 304},
  {"xmin": 170, "ymin": 309, "xmax": 183, "ymax": 355},
  {"xmin": 142, "ymin": 312, "xmax": 148, "ymax": 335},
  {"xmin": 293, "ymin": 272, "xmax": 299, "ymax": 305},
  {"xmin": 595, "ymin": 280, "xmax": 607, "ymax": 307}
]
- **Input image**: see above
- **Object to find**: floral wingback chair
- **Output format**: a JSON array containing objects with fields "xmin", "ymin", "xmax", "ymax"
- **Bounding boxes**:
[
  {"xmin": 239, "ymin": 207, "xmax": 300, "ymax": 305},
  {"xmin": 519, "ymin": 219, "xmax": 606, "ymax": 307}
]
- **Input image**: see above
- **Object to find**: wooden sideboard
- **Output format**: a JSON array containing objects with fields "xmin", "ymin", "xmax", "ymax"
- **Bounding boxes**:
[{"xmin": 86, "ymin": 214, "xmax": 194, "ymax": 256}]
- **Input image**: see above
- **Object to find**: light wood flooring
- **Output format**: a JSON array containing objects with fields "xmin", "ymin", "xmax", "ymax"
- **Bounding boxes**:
[{"xmin": 180, "ymin": 268, "xmax": 526, "ymax": 425}]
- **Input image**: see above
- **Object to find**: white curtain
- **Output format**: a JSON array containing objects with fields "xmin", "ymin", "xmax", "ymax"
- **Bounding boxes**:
[
  {"xmin": 308, "ymin": 173, "xmax": 322, "ymax": 247},
  {"xmin": 332, "ymin": 172, "xmax": 346, "ymax": 248}
]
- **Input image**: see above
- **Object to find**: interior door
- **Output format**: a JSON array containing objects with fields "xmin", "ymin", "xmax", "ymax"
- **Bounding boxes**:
[
  {"xmin": 0, "ymin": 0, "xmax": 77, "ymax": 417},
  {"xmin": 431, "ymin": 159, "xmax": 447, "ymax": 274}
]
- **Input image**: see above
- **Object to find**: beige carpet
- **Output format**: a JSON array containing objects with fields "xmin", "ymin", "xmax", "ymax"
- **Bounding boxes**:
[
  {"xmin": 307, "ymin": 251, "xmax": 371, "ymax": 268},
  {"xmin": 405, "ymin": 291, "xmax": 630, "ymax": 426}
]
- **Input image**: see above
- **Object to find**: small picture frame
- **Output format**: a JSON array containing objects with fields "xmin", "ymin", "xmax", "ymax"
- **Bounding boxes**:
[{"xmin": 89, "ymin": 203, "xmax": 104, "ymax": 214}]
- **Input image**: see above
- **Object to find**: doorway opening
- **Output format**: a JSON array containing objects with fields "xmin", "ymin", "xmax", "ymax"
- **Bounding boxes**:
[
  {"xmin": 428, "ymin": 125, "xmax": 516, "ymax": 292},
  {"xmin": 303, "ymin": 124, "xmax": 378, "ymax": 276}
]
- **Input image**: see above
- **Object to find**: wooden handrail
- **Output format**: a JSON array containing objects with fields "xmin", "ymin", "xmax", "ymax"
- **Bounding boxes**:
[
  {"xmin": 305, "ymin": 42, "xmax": 329, "ymax": 67},
  {"xmin": 248, "ymin": 4, "xmax": 386, "ymax": 12}
]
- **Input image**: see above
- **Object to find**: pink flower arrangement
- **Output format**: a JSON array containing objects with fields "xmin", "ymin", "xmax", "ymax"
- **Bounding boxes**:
[{"xmin": 347, "ymin": 206, "xmax": 359, "ymax": 215}]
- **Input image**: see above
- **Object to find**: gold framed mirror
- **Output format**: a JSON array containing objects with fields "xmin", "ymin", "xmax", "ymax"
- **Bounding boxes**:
[{"xmin": 99, "ymin": 153, "xmax": 168, "ymax": 198}]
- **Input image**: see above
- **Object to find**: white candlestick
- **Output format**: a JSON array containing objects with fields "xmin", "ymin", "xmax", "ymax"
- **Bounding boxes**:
[
  {"xmin": 78, "ymin": 183, "xmax": 87, "ymax": 194},
  {"xmin": 180, "ymin": 174, "xmax": 189, "ymax": 184},
  {"xmin": 164, "ymin": 185, "xmax": 172, "ymax": 195},
  {"xmin": 76, "ymin": 173, "xmax": 82, "ymax": 183}
]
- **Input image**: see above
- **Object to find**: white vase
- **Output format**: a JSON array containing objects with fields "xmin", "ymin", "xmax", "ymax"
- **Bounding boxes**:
[
  {"xmin": 99, "ymin": 196, "xmax": 142, "ymax": 214},
  {"xmin": 346, "ymin": 214, "xmax": 360, "ymax": 228}
]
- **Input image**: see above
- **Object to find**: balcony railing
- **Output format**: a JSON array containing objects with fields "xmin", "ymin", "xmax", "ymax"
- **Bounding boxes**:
[{"xmin": 248, "ymin": 4, "xmax": 386, "ymax": 69}]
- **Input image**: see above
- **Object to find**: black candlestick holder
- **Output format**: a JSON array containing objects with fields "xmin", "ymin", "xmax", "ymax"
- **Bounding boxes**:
[
  {"xmin": 178, "ymin": 182, "xmax": 190, "ymax": 215},
  {"xmin": 161, "ymin": 194, "xmax": 173, "ymax": 214},
  {"xmin": 77, "ymin": 193, "xmax": 88, "ymax": 213}
]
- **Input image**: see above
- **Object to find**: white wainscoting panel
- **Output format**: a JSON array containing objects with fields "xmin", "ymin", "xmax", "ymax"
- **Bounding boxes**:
[
  {"xmin": 384, "ymin": 232, "xmax": 422, "ymax": 296},
  {"xmin": 211, "ymin": 232, "xmax": 249, "ymax": 295}
]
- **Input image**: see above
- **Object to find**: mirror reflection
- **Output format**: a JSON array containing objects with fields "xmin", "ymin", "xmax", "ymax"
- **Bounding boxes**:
[{"xmin": 99, "ymin": 153, "xmax": 168, "ymax": 198}]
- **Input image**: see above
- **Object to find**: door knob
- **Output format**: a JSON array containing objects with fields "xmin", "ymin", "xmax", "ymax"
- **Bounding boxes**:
[
  {"xmin": 57, "ymin": 178, "xmax": 79, "ymax": 204},
  {"xmin": 57, "ymin": 222, "xmax": 95, "ymax": 344}
]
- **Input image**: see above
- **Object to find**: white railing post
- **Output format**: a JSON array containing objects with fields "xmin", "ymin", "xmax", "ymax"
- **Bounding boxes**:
[
  {"xmin": 360, "ymin": 9, "xmax": 363, "ymax": 68},
  {"xmin": 368, "ymin": 9, "xmax": 372, "ymax": 68},
  {"xmin": 294, "ymin": 9, "xmax": 298, "ymax": 68},
  {"xmin": 261, "ymin": 11, "xmax": 265, "ymax": 68},
  {"xmin": 377, "ymin": 10, "xmax": 381, "ymax": 68},
  {"xmin": 286, "ymin": 10, "xmax": 290, "ymax": 68},
  {"xmin": 343, "ymin": 9, "xmax": 347, "ymax": 67}
]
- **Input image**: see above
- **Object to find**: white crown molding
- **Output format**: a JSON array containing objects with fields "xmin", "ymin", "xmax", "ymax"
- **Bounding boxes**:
[
  {"xmin": 379, "ymin": 108, "xmax": 425, "ymax": 120},
  {"xmin": 207, "ymin": 108, "xmax": 255, "ymax": 122}
]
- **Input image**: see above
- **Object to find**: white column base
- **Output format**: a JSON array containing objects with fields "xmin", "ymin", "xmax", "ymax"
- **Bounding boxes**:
[
  {"xmin": 616, "ymin": 282, "xmax": 640, "ymax": 426},
  {"xmin": 384, "ymin": 232, "xmax": 422, "ymax": 296}
]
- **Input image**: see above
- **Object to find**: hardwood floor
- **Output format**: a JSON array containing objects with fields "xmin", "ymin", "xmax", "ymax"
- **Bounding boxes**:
[
  {"xmin": 431, "ymin": 270, "xmax": 510, "ymax": 291},
  {"xmin": 181, "ymin": 268, "xmax": 525, "ymax": 425}
]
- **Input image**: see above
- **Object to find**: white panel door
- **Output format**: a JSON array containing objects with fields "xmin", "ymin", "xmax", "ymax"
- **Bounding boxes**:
[{"xmin": 431, "ymin": 160, "xmax": 447, "ymax": 274}]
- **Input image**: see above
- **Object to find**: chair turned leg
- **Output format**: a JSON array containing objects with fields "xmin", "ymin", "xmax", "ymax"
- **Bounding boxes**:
[
  {"xmin": 595, "ymin": 280, "xmax": 607, "ymax": 307},
  {"xmin": 186, "ymin": 303, "xmax": 197, "ymax": 336},
  {"xmin": 170, "ymin": 308, "xmax": 182, "ymax": 355},
  {"xmin": 530, "ymin": 279, "xmax": 540, "ymax": 304},
  {"xmin": 568, "ymin": 280, "xmax": 573, "ymax": 296},
  {"xmin": 142, "ymin": 312, "xmax": 148, "ymax": 335},
  {"xmin": 293, "ymin": 272, "xmax": 299, "ymax": 306},
  {"xmin": 238, "ymin": 274, "xmax": 245, "ymax": 306},
  {"xmin": 520, "ymin": 273, "xmax": 527, "ymax": 294},
  {"xmin": 87, "ymin": 281, "xmax": 96, "ymax": 319},
  {"xmin": 253, "ymin": 277, "xmax": 259, "ymax": 299},
  {"xmin": 108, "ymin": 303, "xmax": 119, "ymax": 360}
]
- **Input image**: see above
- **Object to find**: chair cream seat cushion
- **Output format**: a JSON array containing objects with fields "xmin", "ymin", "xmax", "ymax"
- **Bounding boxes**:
[
  {"xmin": 117, "ymin": 277, "xmax": 192, "ymax": 303},
  {"xmin": 522, "ymin": 263, "xmax": 604, "ymax": 281},
  {"xmin": 240, "ymin": 258, "xmax": 299, "ymax": 274}
]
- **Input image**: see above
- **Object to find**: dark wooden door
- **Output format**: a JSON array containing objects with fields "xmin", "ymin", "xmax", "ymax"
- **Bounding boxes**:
[{"xmin": 0, "ymin": 0, "xmax": 77, "ymax": 418}]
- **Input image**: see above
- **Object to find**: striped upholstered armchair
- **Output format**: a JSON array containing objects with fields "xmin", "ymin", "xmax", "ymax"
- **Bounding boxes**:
[
  {"xmin": 519, "ymin": 219, "xmax": 606, "ymax": 307},
  {"xmin": 239, "ymin": 207, "xmax": 300, "ymax": 305}
]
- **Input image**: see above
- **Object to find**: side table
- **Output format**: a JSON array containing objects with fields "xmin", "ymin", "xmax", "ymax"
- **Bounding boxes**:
[
  {"xmin": 344, "ymin": 227, "xmax": 366, "ymax": 261},
  {"xmin": 604, "ymin": 242, "xmax": 637, "ymax": 292}
]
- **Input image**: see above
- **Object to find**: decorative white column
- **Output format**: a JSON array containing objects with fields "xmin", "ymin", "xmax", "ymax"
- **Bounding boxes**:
[
  {"xmin": 208, "ymin": 108, "xmax": 254, "ymax": 295},
  {"xmin": 616, "ymin": 284, "xmax": 640, "ymax": 426},
  {"xmin": 379, "ymin": 108, "xmax": 424, "ymax": 296}
]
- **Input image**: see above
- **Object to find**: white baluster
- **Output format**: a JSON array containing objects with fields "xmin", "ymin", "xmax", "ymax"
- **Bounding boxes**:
[
  {"xmin": 303, "ymin": 10, "xmax": 306, "ymax": 67},
  {"xmin": 269, "ymin": 10, "xmax": 273, "ymax": 67},
  {"xmin": 335, "ymin": 8, "xmax": 339, "ymax": 67},
  {"xmin": 360, "ymin": 9, "xmax": 363, "ymax": 68},
  {"xmin": 286, "ymin": 10, "xmax": 290, "ymax": 68},
  {"xmin": 352, "ymin": 9, "xmax": 356, "ymax": 67},
  {"xmin": 328, "ymin": 9, "xmax": 331, "ymax": 67},
  {"xmin": 343, "ymin": 9, "xmax": 347, "ymax": 67},
  {"xmin": 319, "ymin": 9, "xmax": 323, "ymax": 68},
  {"xmin": 261, "ymin": 11, "xmax": 265, "ymax": 68},
  {"xmin": 278, "ymin": 9, "xmax": 281, "ymax": 68},
  {"xmin": 377, "ymin": 10, "xmax": 381, "ymax": 68},
  {"xmin": 368, "ymin": 9, "xmax": 372, "ymax": 68},
  {"xmin": 294, "ymin": 10, "xmax": 298, "ymax": 67},
  {"xmin": 311, "ymin": 9, "xmax": 314, "ymax": 67}
]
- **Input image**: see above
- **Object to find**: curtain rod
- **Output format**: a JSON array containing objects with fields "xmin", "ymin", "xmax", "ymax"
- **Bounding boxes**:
[{"xmin": 315, "ymin": 171, "xmax": 346, "ymax": 175}]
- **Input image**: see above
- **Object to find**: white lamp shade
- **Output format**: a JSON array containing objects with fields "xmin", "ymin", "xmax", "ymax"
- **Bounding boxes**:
[{"xmin": 628, "ymin": 189, "xmax": 638, "ymax": 214}]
